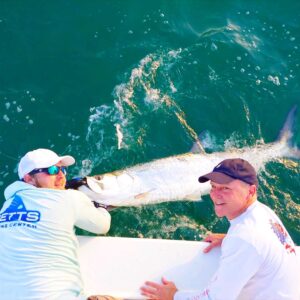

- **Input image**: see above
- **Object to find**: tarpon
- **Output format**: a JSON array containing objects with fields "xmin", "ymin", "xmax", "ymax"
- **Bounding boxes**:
[{"xmin": 75, "ymin": 106, "xmax": 299, "ymax": 207}]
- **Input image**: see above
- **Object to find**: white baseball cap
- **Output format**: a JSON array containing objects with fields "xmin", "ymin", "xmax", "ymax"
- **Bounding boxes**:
[{"xmin": 18, "ymin": 148, "xmax": 75, "ymax": 179}]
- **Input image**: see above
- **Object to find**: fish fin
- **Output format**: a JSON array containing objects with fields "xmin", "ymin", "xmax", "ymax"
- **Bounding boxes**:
[
  {"xmin": 277, "ymin": 105, "xmax": 297, "ymax": 144},
  {"xmin": 190, "ymin": 132, "xmax": 206, "ymax": 154},
  {"xmin": 276, "ymin": 105, "xmax": 300, "ymax": 159},
  {"xmin": 184, "ymin": 194, "xmax": 202, "ymax": 201}
]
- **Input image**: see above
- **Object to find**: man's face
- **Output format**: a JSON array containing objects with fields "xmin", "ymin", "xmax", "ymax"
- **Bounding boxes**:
[
  {"xmin": 210, "ymin": 179, "xmax": 256, "ymax": 220},
  {"xmin": 25, "ymin": 163, "xmax": 66, "ymax": 190}
]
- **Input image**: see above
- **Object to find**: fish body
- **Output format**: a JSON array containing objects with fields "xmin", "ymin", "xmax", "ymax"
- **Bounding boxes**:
[
  {"xmin": 78, "ymin": 106, "xmax": 299, "ymax": 207},
  {"xmin": 79, "ymin": 140, "xmax": 297, "ymax": 207}
]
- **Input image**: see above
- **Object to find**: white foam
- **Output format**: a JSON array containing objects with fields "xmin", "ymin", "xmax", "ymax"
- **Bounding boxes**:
[
  {"xmin": 145, "ymin": 88, "xmax": 160, "ymax": 103},
  {"xmin": 80, "ymin": 159, "xmax": 94, "ymax": 177},
  {"xmin": 267, "ymin": 75, "xmax": 280, "ymax": 86},
  {"xmin": 201, "ymin": 132, "xmax": 217, "ymax": 150},
  {"xmin": 115, "ymin": 123, "xmax": 124, "ymax": 150},
  {"xmin": 169, "ymin": 81, "xmax": 177, "ymax": 93},
  {"xmin": 167, "ymin": 49, "xmax": 182, "ymax": 58},
  {"xmin": 210, "ymin": 43, "xmax": 218, "ymax": 51}
]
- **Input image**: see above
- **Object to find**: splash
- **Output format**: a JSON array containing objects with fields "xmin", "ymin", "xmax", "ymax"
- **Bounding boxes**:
[
  {"xmin": 111, "ymin": 51, "xmax": 203, "ymax": 151},
  {"xmin": 86, "ymin": 48, "xmax": 204, "ymax": 168}
]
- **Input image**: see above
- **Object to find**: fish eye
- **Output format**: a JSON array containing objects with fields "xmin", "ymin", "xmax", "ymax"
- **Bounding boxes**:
[{"xmin": 94, "ymin": 175, "xmax": 103, "ymax": 181}]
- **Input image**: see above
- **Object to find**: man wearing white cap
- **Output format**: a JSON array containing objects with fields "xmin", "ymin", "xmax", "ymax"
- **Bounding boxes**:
[{"xmin": 0, "ymin": 148, "xmax": 111, "ymax": 300}]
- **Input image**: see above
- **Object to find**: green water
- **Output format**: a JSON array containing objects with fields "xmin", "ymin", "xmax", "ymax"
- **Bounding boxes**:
[{"xmin": 0, "ymin": 1, "xmax": 300, "ymax": 243}]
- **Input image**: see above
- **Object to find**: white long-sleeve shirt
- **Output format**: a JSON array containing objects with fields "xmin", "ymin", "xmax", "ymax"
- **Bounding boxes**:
[
  {"xmin": 175, "ymin": 201, "xmax": 300, "ymax": 300},
  {"xmin": 0, "ymin": 181, "xmax": 111, "ymax": 300}
]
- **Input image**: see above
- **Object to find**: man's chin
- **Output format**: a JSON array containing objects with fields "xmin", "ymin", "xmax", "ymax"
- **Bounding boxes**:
[
  {"xmin": 55, "ymin": 182, "xmax": 66, "ymax": 190},
  {"xmin": 214, "ymin": 208, "xmax": 226, "ymax": 218}
]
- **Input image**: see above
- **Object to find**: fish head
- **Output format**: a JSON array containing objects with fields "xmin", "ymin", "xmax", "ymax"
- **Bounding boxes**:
[{"xmin": 79, "ymin": 173, "xmax": 136, "ymax": 206}]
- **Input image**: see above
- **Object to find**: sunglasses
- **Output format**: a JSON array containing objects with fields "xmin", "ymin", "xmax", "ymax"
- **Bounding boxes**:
[{"xmin": 29, "ymin": 165, "xmax": 67, "ymax": 176}]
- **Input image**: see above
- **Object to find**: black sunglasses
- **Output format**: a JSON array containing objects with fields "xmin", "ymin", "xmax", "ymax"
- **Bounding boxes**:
[{"xmin": 29, "ymin": 166, "xmax": 67, "ymax": 176}]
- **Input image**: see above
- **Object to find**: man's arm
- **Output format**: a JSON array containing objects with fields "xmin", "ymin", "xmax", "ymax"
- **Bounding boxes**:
[
  {"xmin": 69, "ymin": 190, "xmax": 111, "ymax": 234},
  {"xmin": 141, "ymin": 237, "xmax": 262, "ymax": 300},
  {"xmin": 175, "ymin": 237, "xmax": 262, "ymax": 300}
]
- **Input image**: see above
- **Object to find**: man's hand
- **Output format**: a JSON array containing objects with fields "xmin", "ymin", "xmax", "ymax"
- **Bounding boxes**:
[
  {"xmin": 203, "ymin": 233, "xmax": 226, "ymax": 253},
  {"xmin": 65, "ymin": 177, "xmax": 87, "ymax": 189},
  {"xmin": 88, "ymin": 296, "xmax": 120, "ymax": 300},
  {"xmin": 141, "ymin": 277, "xmax": 178, "ymax": 300}
]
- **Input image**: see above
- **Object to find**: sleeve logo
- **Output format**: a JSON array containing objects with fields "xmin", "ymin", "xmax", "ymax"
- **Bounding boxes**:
[{"xmin": 270, "ymin": 219, "xmax": 296, "ymax": 255}]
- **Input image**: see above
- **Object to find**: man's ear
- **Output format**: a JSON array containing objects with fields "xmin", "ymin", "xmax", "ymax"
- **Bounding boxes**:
[
  {"xmin": 249, "ymin": 185, "xmax": 257, "ymax": 197},
  {"xmin": 23, "ymin": 174, "xmax": 35, "ymax": 185}
]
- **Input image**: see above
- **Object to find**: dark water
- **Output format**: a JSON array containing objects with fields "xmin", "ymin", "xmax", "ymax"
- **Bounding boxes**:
[{"xmin": 0, "ymin": 1, "xmax": 300, "ymax": 243}]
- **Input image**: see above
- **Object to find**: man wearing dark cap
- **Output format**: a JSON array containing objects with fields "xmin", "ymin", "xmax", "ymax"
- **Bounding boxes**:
[{"xmin": 141, "ymin": 158, "xmax": 299, "ymax": 300}]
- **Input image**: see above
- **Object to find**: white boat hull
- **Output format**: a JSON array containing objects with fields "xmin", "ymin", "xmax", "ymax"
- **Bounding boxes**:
[{"xmin": 78, "ymin": 236, "xmax": 300, "ymax": 299}]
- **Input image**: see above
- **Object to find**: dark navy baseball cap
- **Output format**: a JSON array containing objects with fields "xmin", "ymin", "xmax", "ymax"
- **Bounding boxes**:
[{"xmin": 198, "ymin": 158, "xmax": 258, "ymax": 187}]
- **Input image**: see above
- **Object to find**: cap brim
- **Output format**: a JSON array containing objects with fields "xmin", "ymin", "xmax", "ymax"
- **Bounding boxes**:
[
  {"xmin": 198, "ymin": 172, "xmax": 235, "ymax": 184},
  {"xmin": 59, "ymin": 155, "xmax": 75, "ymax": 166}
]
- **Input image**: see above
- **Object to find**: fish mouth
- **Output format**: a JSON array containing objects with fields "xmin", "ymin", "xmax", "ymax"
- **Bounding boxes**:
[{"xmin": 86, "ymin": 177, "xmax": 104, "ymax": 193}]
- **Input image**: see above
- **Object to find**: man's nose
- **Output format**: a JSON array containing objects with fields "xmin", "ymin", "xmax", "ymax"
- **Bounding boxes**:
[
  {"xmin": 57, "ymin": 170, "xmax": 65, "ymax": 178},
  {"xmin": 211, "ymin": 188, "xmax": 221, "ymax": 197}
]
